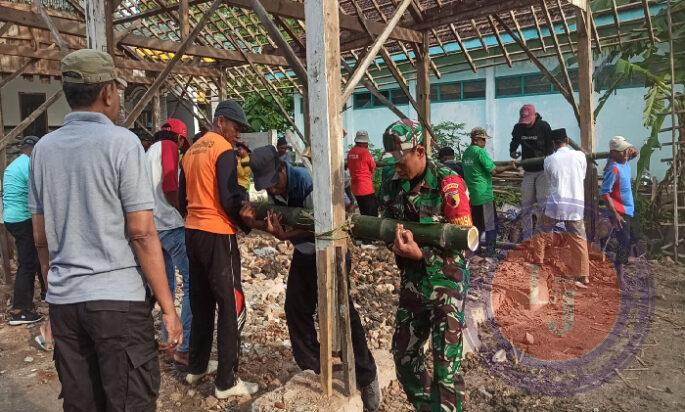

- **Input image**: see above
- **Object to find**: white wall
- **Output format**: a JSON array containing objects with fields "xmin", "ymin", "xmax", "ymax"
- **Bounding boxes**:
[
  {"xmin": 1, "ymin": 75, "xmax": 69, "ymax": 130},
  {"xmin": 294, "ymin": 56, "xmax": 675, "ymax": 180}
]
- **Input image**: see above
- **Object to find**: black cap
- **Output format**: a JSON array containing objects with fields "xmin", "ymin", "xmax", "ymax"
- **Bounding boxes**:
[
  {"xmin": 250, "ymin": 145, "xmax": 281, "ymax": 191},
  {"xmin": 21, "ymin": 136, "xmax": 39, "ymax": 147},
  {"xmin": 276, "ymin": 137, "xmax": 289, "ymax": 147},
  {"xmin": 236, "ymin": 141, "xmax": 251, "ymax": 153},
  {"xmin": 438, "ymin": 147, "xmax": 455, "ymax": 158},
  {"xmin": 551, "ymin": 128, "xmax": 568, "ymax": 142},
  {"xmin": 213, "ymin": 100, "xmax": 251, "ymax": 131}
]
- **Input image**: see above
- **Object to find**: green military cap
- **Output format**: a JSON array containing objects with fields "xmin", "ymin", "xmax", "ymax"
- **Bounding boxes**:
[
  {"xmin": 384, "ymin": 119, "xmax": 424, "ymax": 150},
  {"xmin": 61, "ymin": 49, "xmax": 127, "ymax": 87},
  {"xmin": 470, "ymin": 127, "xmax": 491, "ymax": 139}
]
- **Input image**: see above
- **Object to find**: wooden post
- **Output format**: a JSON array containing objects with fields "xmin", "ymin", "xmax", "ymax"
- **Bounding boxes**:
[
  {"xmin": 152, "ymin": 91, "xmax": 162, "ymax": 131},
  {"xmin": 0, "ymin": 93, "xmax": 13, "ymax": 285},
  {"xmin": 123, "ymin": 0, "xmax": 223, "ymax": 127},
  {"xmin": 217, "ymin": 71, "xmax": 225, "ymax": 101},
  {"xmin": 86, "ymin": 0, "xmax": 113, "ymax": 54},
  {"xmin": 577, "ymin": 6, "xmax": 597, "ymax": 241},
  {"xmin": 305, "ymin": 0, "xmax": 347, "ymax": 395},
  {"xmin": 179, "ymin": 0, "xmax": 190, "ymax": 39},
  {"xmin": 336, "ymin": 246, "xmax": 356, "ymax": 396},
  {"xmin": 416, "ymin": 32, "xmax": 432, "ymax": 153}
]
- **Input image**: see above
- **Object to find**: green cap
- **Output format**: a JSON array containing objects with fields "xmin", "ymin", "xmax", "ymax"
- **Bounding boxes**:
[
  {"xmin": 470, "ymin": 127, "xmax": 490, "ymax": 139},
  {"xmin": 385, "ymin": 120, "xmax": 424, "ymax": 150},
  {"xmin": 61, "ymin": 49, "xmax": 126, "ymax": 87}
]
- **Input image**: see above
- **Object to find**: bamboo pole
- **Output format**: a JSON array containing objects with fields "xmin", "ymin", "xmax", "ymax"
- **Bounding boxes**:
[
  {"xmin": 251, "ymin": 204, "xmax": 479, "ymax": 251},
  {"xmin": 493, "ymin": 151, "xmax": 610, "ymax": 168}
]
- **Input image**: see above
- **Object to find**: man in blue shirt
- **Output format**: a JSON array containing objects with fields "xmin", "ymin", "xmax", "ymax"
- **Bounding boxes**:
[
  {"xmin": 600, "ymin": 136, "xmax": 638, "ymax": 276},
  {"xmin": 4, "ymin": 136, "xmax": 43, "ymax": 325},
  {"xmin": 241, "ymin": 146, "xmax": 381, "ymax": 411}
]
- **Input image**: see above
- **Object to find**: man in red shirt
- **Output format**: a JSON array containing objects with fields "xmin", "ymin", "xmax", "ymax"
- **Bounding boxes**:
[{"xmin": 347, "ymin": 130, "xmax": 378, "ymax": 216}]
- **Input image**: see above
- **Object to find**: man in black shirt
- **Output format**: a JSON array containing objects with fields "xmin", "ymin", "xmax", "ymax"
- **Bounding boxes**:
[{"xmin": 510, "ymin": 104, "xmax": 553, "ymax": 240}]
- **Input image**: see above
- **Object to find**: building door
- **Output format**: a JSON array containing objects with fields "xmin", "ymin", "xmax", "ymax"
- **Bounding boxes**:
[{"xmin": 18, "ymin": 92, "xmax": 48, "ymax": 137}]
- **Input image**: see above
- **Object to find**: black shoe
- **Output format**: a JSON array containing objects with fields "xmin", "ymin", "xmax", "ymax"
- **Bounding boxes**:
[
  {"xmin": 9, "ymin": 310, "xmax": 44, "ymax": 326},
  {"xmin": 360, "ymin": 375, "xmax": 381, "ymax": 412}
]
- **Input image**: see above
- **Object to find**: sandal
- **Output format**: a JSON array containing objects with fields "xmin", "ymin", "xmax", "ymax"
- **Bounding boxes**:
[{"xmin": 34, "ymin": 335, "xmax": 53, "ymax": 351}]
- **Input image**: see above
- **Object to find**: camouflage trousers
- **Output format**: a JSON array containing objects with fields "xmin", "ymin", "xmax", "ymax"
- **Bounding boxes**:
[{"xmin": 391, "ymin": 268, "xmax": 468, "ymax": 412}]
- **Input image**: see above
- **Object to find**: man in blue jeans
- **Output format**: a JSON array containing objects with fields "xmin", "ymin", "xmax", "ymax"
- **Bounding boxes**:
[{"xmin": 146, "ymin": 118, "xmax": 192, "ymax": 367}]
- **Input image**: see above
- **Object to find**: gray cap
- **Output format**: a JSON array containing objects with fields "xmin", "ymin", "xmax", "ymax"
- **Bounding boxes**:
[
  {"xmin": 354, "ymin": 130, "xmax": 369, "ymax": 143},
  {"xmin": 21, "ymin": 136, "xmax": 39, "ymax": 147},
  {"xmin": 214, "ymin": 100, "xmax": 250, "ymax": 131}
]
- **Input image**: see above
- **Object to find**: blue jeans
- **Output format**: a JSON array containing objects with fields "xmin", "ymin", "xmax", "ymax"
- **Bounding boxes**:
[{"xmin": 159, "ymin": 227, "xmax": 192, "ymax": 354}]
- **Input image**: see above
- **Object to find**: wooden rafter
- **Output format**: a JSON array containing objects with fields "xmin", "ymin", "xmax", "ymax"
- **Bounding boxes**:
[
  {"xmin": 642, "ymin": 0, "xmax": 656, "ymax": 46},
  {"xmin": 610, "ymin": 0, "xmax": 623, "ymax": 45},
  {"xmin": 124, "ymin": 0, "xmax": 223, "ymax": 127},
  {"xmin": 0, "ymin": 5, "xmax": 289, "ymax": 66},
  {"xmin": 539, "ymin": 0, "xmax": 579, "ymax": 121},
  {"xmin": 341, "ymin": 0, "xmax": 413, "ymax": 103},
  {"xmin": 113, "ymin": 0, "xmax": 422, "ymax": 44},
  {"xmin": 488, "ymin": 15, "xmax": 512, "ymax": 67},
  {"xmin": 530, "ymin": 5, "xmax": 548, "ymax": 51},
  {"xmin": 555, "ymin": 0, "xmax": 575, "ymax": 53},
  {"xmin": 448, "ymin": 23, "xmax": 476, "ymax": 73},
  {"xmin": 33, "ymin": 0, "xmax": 68, "ymax": 50},
  {"xmin": 494, "ymin": 14, "xmax": 579, "ymax": 120}
]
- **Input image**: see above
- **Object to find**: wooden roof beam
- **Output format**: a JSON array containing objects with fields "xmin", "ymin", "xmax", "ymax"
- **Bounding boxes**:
[
  {"xmin": 488, "ymin": 15, "xmax": 512, "ymax": 67},
  {"xmin": 417, "ymin": 0, "xmax": 539, "ymax": 30},
  {"xmin": 124, "ymin": 0, "xmax": 223, "ymax": 127},
  {"xmin": 494, "ymin": 14, "xmax": 577, "ymax": 111},
  {"xmin": 0, "ymin": 43, "xmax": 223, "ymax": 77},
  {"xmin": 539, "ymin": 0, "xmax": 580, "ymax": 121},
  {"xmin": 112, "ymin": 0, "xmax": 422, "ymax": 44},
  {"xmin": 244, "ymin": 0, "xmax": 308, "ymax": 85},
  {"xmin": 0, "ymin": 5, "xmax": 289, "ymax": 66},
  {"xmin": 340, "ymin": 0, "xmax": 413, "ymax": 103}
]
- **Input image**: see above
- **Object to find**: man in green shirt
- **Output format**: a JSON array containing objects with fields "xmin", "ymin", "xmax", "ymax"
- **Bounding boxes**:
[{"xmin": 462, "ymin": 127, "xmax": 517, "ymax": 255}]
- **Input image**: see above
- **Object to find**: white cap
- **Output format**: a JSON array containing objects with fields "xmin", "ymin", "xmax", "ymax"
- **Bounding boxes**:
[
  {"xmin": 609, "ymin": 135, "xmax": 633, "ymax": 151},
  {"xmin": 354, "ymin": 130, "xmax": 369, "ymax": 143}
]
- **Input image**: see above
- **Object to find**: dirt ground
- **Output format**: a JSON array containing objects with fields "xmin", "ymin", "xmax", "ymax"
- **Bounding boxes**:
[{"xmin": 0, "ymin": 233, "xmax": 683, "ymax": 412}]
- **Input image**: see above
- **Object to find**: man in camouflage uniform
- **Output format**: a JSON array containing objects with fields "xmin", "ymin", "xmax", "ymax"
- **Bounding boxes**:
[{"xmin": 380, "ymin": 120, "xmax": 472, "ymax": 412}]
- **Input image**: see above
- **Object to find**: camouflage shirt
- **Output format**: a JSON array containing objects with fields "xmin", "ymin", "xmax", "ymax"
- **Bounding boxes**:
[{"xmin": 380, "ymin": 160, "xmax": 472, "ymax": 286}]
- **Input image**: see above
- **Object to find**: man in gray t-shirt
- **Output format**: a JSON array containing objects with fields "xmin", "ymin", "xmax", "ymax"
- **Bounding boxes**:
[{"xmin": 29, "ymin": 49, "xmax": 181, "ymax": 411}]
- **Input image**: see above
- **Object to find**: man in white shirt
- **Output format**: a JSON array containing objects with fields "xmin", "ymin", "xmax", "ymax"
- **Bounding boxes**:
[
  {"xmin": 145, "ymin": 118, "xmax": 193, "ymax": 367},
  {"xmin": 531, "ymin": 128, "xmax": 589, "ymax": 286}
]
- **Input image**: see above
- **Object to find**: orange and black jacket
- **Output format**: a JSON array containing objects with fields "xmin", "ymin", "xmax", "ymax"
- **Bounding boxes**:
[{"xmin": 179, "ymin": 131, "xmax": 248, "ymax": 234}]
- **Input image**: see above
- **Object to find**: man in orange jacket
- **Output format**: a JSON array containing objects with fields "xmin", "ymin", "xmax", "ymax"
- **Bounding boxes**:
[{"xmin": 179, "ymin": 100, "xmax": 257, "ymax": 399}]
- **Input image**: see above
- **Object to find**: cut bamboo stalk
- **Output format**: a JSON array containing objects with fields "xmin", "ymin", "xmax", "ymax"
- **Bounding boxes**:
[{"xmin": 251, "ymin": 204, "xmax": 479, "ymax": 251}]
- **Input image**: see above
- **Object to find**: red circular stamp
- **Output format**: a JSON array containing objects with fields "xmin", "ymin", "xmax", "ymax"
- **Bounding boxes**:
[{"xmin": 491, "ymin": 233, "xmax": 621, "ymax": 361}]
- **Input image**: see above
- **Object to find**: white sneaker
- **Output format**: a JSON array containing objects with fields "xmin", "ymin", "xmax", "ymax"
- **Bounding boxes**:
[
  {"xmin": 214, "ymin": 379, "xmax": 259, "ymax": 399},
  {"xmin": 185, "ymin": 360, "xmax": 218, "ymax": 385}
]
